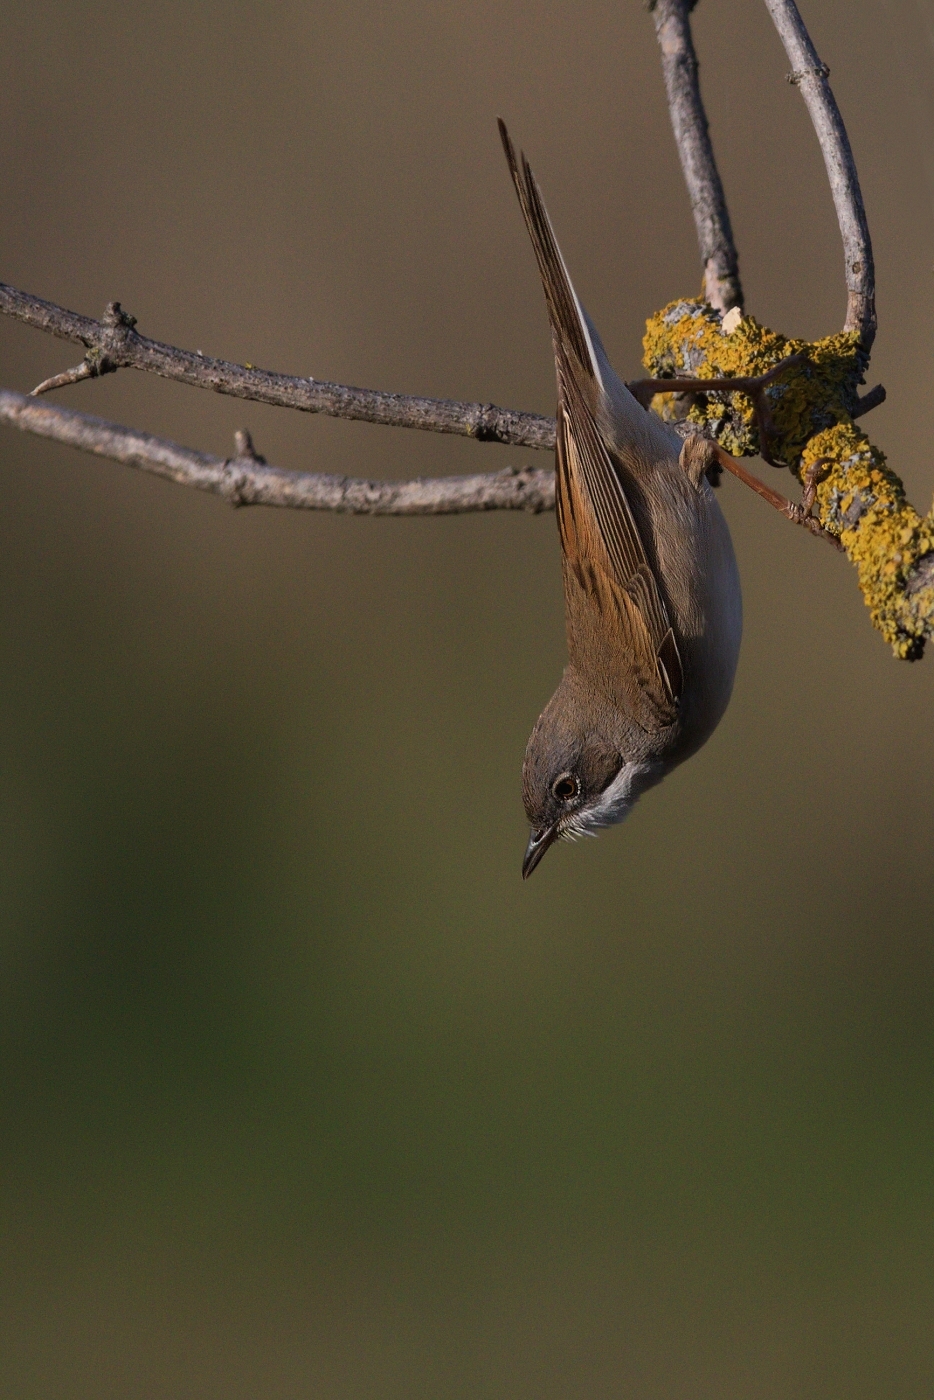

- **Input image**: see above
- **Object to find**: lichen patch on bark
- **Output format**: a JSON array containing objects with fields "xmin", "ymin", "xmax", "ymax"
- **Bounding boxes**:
[{"xmin": 642, "ymin": 298, "xmax": 934, "ymax": 658}]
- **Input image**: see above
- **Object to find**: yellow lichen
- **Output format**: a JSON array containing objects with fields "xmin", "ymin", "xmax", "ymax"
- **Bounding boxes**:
[
  {"xmin": 802, "ymin": 423, "xmax": 934, "ymax": 658},
  {"xmin": 642, "ymin": 298, "xmax": 863, "ymax": 465},
  {"xmin": 642, "ymin": 297, "xmax": 934, "ymax": 659}
]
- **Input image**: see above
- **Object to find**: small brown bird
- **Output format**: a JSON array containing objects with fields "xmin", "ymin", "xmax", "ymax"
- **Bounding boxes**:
[{"xmin": 499, "ymin": 122, "xmax": 742, "ymax": 878}]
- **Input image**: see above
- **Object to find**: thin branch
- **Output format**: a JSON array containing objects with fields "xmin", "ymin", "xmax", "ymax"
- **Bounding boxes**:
[
  {"xmin": 0, "ymin": 376, "xmax": 833, "ymax": 542},
  {"xmin": 0, "ymin": 388, "xmax": 555, "ymax": 515},
  {"xmin": 854, "ymin": 383, "xmax": 885, "ymax": 417},
  {"xmin": 762, "ymin": 0, "xmax": 876, "ymax": 348},
  {"xmin": 30, "ymin": 361, "xmax": 95, "ymax": 396},
  {"xmin": 0, "ymin": 286, "xmax": 556, "ymax": 451},
  {"xmin": 649, "ymin": 0, "xmax": 743, "ymax": 314}
]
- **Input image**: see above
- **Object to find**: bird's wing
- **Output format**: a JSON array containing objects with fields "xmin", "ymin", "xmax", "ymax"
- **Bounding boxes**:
[
  {"xmin": 556, "ymin": 390, "xmax": 681, "ymax": 726},
  {"xmin": 499, "ymin": 119, "xmax": 681, "ymax": 728}
]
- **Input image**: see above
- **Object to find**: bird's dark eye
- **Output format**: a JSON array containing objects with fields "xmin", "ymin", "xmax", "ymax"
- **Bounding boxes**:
[{"xmin": 552, "ymin": 774, "xmax": 579, "ymax": 802}]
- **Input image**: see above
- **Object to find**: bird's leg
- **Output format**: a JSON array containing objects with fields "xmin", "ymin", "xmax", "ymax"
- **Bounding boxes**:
[
  {"xmin": 710, "ymin": 444, "xmax": 843, "ymax": 550},
  {"xmin": 627, "ymin": 352, "xmax": 807, "ymax": 466},
  {"xmin": 679, "ymin": 434, "xmax": 718, "ymax": 490},
  {"xmin": 799, "ymin": 456, "xmax": 831, "ymax": 519}
]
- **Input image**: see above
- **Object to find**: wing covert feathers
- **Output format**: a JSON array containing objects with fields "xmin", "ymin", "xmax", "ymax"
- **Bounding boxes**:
[{"xmin": 499, "ymin": 119, "xmax": 682, "ymax": 726}]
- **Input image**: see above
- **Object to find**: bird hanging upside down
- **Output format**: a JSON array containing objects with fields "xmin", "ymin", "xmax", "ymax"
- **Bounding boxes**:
[{"xmin": 498, "ymin": 121, "xmax": 742, "ymax": 878}]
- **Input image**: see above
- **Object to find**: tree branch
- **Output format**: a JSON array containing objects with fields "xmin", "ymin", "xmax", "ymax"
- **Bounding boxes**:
[
  {"xmin": 0, "ymin": 388, "xmax": 555, "ymax": 515},
  {"xmin": 649, "ymin": 0, "xmax": 743, "ymax": 314},
  {"xmin": 0, "ymin": 1, "xmax": 918, "ymax": 662},
  {"xmin": 0, "ymin": 286, "xmax": 556, "ymax": 451},
  {"xmin": 762, "ymin": 0, "xmax": 876, "ymax": 348}
]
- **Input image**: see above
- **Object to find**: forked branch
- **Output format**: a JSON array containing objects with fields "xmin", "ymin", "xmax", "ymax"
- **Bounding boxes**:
[
  {"xmin": 0, "ymin": 0, "xmax": 904, "ymax": 663},
  {"xmin": 1, "ymin": 286, "xmax": 555, "ymax": 451},
  {"xmin": 0, "ymin": 1, "xmax": 870, "ymax": 516}
]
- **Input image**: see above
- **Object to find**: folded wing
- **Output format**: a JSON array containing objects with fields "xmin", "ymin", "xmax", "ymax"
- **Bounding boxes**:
[{"xmin": 499, "ymin": 119, "xmax": 681, "ymax": 728}]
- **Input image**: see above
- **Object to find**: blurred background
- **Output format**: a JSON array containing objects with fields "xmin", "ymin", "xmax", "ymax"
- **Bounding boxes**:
[{"xmin": 1, "ymin": 1, "xmax": 933, "ymax": 1395}]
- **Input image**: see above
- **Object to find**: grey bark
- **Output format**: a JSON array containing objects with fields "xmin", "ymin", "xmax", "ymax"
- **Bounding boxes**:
[
  {"xmin": 649, "ymin": 0, "xmax": 744, "ymax": 314},
  {"xmin": 0, "ymin": 0, "xmax": 875, "ymax": 512},
  {"xmin": 0, "ymin": 287, "xmax": 555, "ymax": 451},
  {"xmin": 763, "ymin": 0, "xmax": 876, "ymax": 347},
  {"xmin": 0, "ymin": 389, "xmax": 555, "ymax": 515}
]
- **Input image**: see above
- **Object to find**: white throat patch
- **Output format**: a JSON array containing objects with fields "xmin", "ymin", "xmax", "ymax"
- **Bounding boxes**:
[{"xmin": 560, "ymin": 761, "xmax": 657, "ymax": 840}]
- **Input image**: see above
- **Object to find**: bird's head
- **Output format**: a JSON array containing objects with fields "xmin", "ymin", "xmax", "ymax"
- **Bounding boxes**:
[{"xmin": 520, "ymin": 672, "xmax": 660, "ymax": 877}]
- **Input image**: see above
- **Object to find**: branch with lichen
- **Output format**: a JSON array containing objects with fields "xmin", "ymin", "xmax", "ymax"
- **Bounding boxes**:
[
  {"xmin": 641, "ymin": 299, "xmax": 931, "ymax": 658},
  {"xmin": 638, "ymin": 0, "xmax": 931, "ymax": 660},
  {"xmin": 0, "ymin": 0, "xmax": 929, "ymax": 659}
]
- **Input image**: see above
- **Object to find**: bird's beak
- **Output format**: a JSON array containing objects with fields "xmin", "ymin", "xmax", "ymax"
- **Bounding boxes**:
[{"xmin": 522, "ymin": 821, "xmax": 560, "ymax": 879}]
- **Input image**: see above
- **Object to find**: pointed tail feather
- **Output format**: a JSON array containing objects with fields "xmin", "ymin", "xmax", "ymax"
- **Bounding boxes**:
[{"xmin": 497, "ymin": 119, "xmax": 601, "ymax": 385}]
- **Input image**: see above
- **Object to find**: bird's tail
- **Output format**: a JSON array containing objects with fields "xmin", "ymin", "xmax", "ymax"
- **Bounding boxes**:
[{"xmin": 497, "ymin": 118, "xmax": 602, "ymax": 388}]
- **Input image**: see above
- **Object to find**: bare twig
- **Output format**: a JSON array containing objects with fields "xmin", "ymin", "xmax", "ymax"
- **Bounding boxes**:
[
  {"xmin": 0, "ymin": 388, "xmax": 555, "ymax": 515},
  {"xmin": 649, "ymin": 0, "xmax": 743, "ymax": 314},
  {"xmin": 763, "ymin": 0, "xmax": 876, "ymax": 348},
  {"xmin": 30, "ymin": 361, "xmax": 96, "ymax": 396},
  {"xmin": 0, "ymin": 286, "xmax": 556, "ymax": 452},
  {"xmin": 0, "ymin": 377, "xmax": 841, "ymax": 545},
  {"xmin": 853, "ymin": 383, "xmax": 886, "ymax": 417}
]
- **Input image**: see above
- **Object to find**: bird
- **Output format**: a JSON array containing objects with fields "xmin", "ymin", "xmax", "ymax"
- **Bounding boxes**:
[{"xmin": 498, "ymin": 121, "xmax": 743, "ymax": 878}]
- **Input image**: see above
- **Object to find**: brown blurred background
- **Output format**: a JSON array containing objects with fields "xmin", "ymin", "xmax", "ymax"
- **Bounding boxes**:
[{"xmin": 1, "ymin": 2, "xmax": 933, "ymax": 1396}]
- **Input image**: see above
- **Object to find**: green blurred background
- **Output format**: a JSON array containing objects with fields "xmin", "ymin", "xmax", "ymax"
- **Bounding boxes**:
[{"xmin": 1, "ymin": 1, "xmax": 933, "ymax": 1395}]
